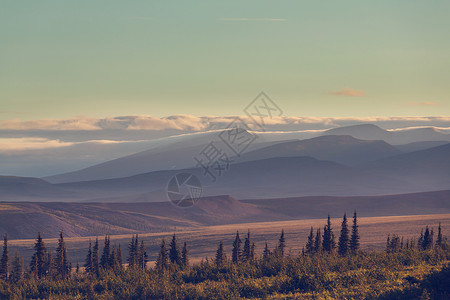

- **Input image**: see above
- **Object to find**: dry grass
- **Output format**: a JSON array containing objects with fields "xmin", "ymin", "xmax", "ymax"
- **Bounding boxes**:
[{"xmin": 0, "ymin": 204, "xmax": 21, "ymax": 211}]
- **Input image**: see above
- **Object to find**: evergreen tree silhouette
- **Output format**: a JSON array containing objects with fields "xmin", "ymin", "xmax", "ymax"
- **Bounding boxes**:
[
  {"xmin": 436, "ymin": 222, "xmax": 443, "ymax": 248},
  {"xmin": 55, "ymin": 231, "xmax": 70, "ymax": 278},
  {"xmin": 349, "ymin": 211, "xmax": 360, "ymax": 254},
  {"xmin": 156, "ymin": 239, "xmax": 168, "ymax": 271},
  {"xmin": 338, "ymin": 214, "xmax": 349, "ymax": 256},
  {"xmin": 138, "ymin": 240, "xmax": 148, "ymax": 271},
  {"xmin": 322, "ymin": 215, "xmax": 336, "ymax": 253},
  {"xmin": 305, "ymin": 227, "xmax": 315, "ymax": 254},
  {"xmin": 127, "ymin": 235, "xmax": 138, "ymax": 268},
  {"xmin": 117, "ymin": 244, "xmax": 123, "ymax": 268},
  {"xmin": 84, "ymin": 240, "xmax": 93, "ymax": 274},
  {"xmin": 250, "ymin": 242, "xmax": 255, "ymax": 262},
  {"xmin": 100, "ymin": 235, "xmax": 111, "ymax": 270},
  {"xmin": 276, "ymin": 230, "xmax": 286, "ymax": 257},
  {"xmin": 46, "ymin": 251, "xmax": 54, "ymax": 278},
  {"xmin": 242, "ymin": 230, "xmax": 252, "ymax": 262},
  {"xmin": 232, "ymin": 231, "xmax": 241, "ymax": 264},
  {"xmin": 169, "ymin": 234, "xmax": 181, "ymax": 266},
  {"xmin": 181, "ymin": 242, "xmax": 189, "ymax": 268},
  {"xmin": 92, "ymin": 238, "xmax": 99, "ymax": 276},
  {"xmin": 29, "ymin": 232, "xmax": 47, "ymax": 278},
  {"xmin": 0, "ymin": 234, "xmax": 8, "ymax": 280},
  {"xmin": 314, "ymin": 228, "xmax": 322, "ymax": 253},
  {"xmin": 215, "ymin": 241, "xmax": 226, "ymax": 266},
  {"xmin": 9, "ymin": 252, "xmax": 22, "ymax": 283},
  {"xmin": 263, "ymin": 242, "xmax": 271, "ymax": 259},
  {"xmin": 421, "ymin": 226, "xmax": 433, "ymax": 250}
]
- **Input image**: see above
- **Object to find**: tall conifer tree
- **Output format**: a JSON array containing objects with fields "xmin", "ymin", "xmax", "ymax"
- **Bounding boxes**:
[
  {"xmin": 156, "ymin": 239, "xmax": 168, "ymax": 271},
  {"xmin": 349, "ymin": 211, "xmax": 360, "ymax": 254},
  {"xmin": 215, "ymin": 241, "xmax": 226, "ymax": 266},
  {"xmin": 100, "ymin": 235, "xmax": 111, "ymax": 270},
  {"xmin": 232, "ymin": 231, "xmax": 241, "ymax": 264},
  {"xmin": 30, "ymin": 232, "xmax": 47, "ymax": 278},
  {"xmin": 55, "ymin": 231, "xmax": 70, "ymax": 278},
  {"xmin": 92, "ymin": 238, "xmax": 99, "ymax": 276},
  {"xmin": 0, "ymin": 234, "xmax": 8, "ymax": 280},
  {"xmin": 169, "ymin": 234, "xmax": 181, "ymax": 266},
  {"xmin": 314, "ymin": 228, "xmax": 322, "ymax": 253},
  {"xmin": 338, "ymin": 214, "xmax": 349, "ymax": 256},
  {"xmin": 181, "ymin": 242, "xmax": 189, "ymax": 268},
  {"xmin": 305, "ymin": 227, "xmax": 315, "ymax": 254}
]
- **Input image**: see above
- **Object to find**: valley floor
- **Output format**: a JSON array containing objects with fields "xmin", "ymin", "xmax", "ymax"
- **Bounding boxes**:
[{"xmin": 8, "ymin": 213, "xmax": 450, "ymax": 266}]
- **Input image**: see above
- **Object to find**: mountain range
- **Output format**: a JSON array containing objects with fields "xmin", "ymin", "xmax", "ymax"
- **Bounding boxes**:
[{"xmin": 0, "ymin": 123, "xmax": 448, "ymax": 202}]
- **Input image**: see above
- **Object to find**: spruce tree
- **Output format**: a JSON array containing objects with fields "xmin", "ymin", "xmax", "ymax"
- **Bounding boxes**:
[
  {"xmin": 92, "ymin": 238, "xmax": 99, "ymax": 276},
  {"xmin": 169, "ymin": 234, "xmax": 181, "ymax": 266},
  {"xmin": 421, "ymin": 226, "xmax": 433, "ymax": 250},
  {"xmin": 215, "ymin": 241, "xmax": 226, "ymax": 266},
  {"xmin": 276, "ymin": 230, "xmax": 286, "ymax": 257},
  {"xmin": 84, "ymin": 240, "xmax": 93, "ymax": 274},
  {"xmin": 181, "ymin": 242, "xmax": 189, "ymax": 268},
  {"xmin": 242, "ymin": 230, "xmax": 252, "ymax": 262},
  {"xmin": 0, "ymin": 234, "xmax": 8, "ymax": 280},
  {"xmin": 388, "ymin": 234, "xmax": 401, "ymax": 252},
  {"xmin": 116, "ymin": 244, "xmax": 123, "ymax": 268},
  {"xmin": 127, "ymin": 235, "xmax": 138, "ymax": 268},
  {"xmin": 386, "ymin": 235, "xmax": 390, "ymax": 252},
  {"xmin": 263, "ymin": 242, "xmax": 271, "ymax": 259},
  {"xmin": 305, "ymin": 227, "xmax": 315, "ymax": 254},
  {"xmin": 338, "ymin": 213, "xmax": 349, "ymax": 256},
  {"xmin": 134, "ymin": 235, "xmax": 139, "ymax": 263},
  {"xmin": 349, "ymin": 211, "xmax": 360, "ymax": 254},
  {"xmin": 322, "ymin": 215, "xmax": 336, "ymax": 253},
  {"xmin": 109, "ymin": 244, "xmax": 116, "ymax": 269},
  {"xmin": 55, "ymin": 231, "xmax": 69, "ymax": 278},
  {"xmin": 250, "ymin": 242, "xmax": 255, "ymax": 261},
  {"xmin": 156, "ymin": 239, "xmax": 168, "ymax": 271},
  {"xmin": 9, "ymin": 252, "xmax": 22, "ymax": 283},
  {"xmin": 314, "ymin": 228, "xmax": 322, "ymax": 253},
  {"xmin": 418, "ymin": 229, "xmax": 424, "ymax": 249},
  {"xmin": 436, "ymin": 222, "xmax": 443, "ymax": 248},
  {"xmin": 100, "ymin": 235, "xmax": 111, "ymax": 270},
  {"xmin": 138, "ymin": 240, "xmax": 148, "ymax": 271},
  {"xmin": 232, "ymin": 231, "xmax": 241, "ymax": 264},
  {"xmin": 30, "ymin": 232, "xmax": 47, "ymax": 278},
  {"xmin": 46, "ymin": 251, "xmax": 53, "ymax": 278}
]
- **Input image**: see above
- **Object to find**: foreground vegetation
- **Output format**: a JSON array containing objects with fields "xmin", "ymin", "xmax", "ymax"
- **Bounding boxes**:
[{"xmin": 0, "ymin": 213, "xmax": 448, "ymax": 299}]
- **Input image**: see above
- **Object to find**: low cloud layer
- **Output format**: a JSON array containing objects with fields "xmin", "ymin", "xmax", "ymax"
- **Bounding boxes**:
[
  {"xmin": 407, "ymin": 101, "xmax": 441, "ymax": 106},
  {"xmin": 1, "ymin": 115, "xmax": 450, "ymax": 133},
  {"xmin": 329, "ymin": 87, "xmax": 366, "ymax": 97},
  {"xmin": 218, "ymin": 18, "xmax": 287, "ymax": 22}
]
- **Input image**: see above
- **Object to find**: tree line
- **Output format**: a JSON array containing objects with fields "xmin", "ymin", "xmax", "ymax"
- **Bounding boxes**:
[{"xmin": 0, "ymin": 211, "xmax": 448, "ymax": 281}]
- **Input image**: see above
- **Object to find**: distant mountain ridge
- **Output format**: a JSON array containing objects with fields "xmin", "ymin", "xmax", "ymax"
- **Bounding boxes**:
[
  {"xmin": 239, "ymin": 135, "xmax": 401, "ymax": 166},
  {"xmin": 43, "ymin": 123, "xmax": 450, "ymax": 184},
  {"xmin": 2, "ymin": 141, "xmax": 450, "ymax": 201},
  {"xmin": 324, "ymin": 124, "xmax": 450, "ymax": 145}
]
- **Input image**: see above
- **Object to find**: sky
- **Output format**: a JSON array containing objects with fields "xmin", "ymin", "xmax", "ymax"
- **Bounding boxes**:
[{"xmin": 1, "ymin": 0, "xmax": 450, "ymax": 120}]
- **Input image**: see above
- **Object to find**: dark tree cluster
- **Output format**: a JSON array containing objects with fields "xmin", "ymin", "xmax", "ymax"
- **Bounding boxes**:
[
  {"xmin": 304, "ymin": 211, "xmax": 360, "ymax": 256},
  {"xmin": 156, "ymin": 233, "xmax": 189, "ymax": 271},
  {"xmin": 386, "ymin": 223, "xmax": 449, "ymax": 253}
]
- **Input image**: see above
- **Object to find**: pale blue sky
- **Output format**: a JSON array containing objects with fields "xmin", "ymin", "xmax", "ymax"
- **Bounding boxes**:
[{"xmin": 1, "ymin": 0, "xmax": 449, "ymax": 120}]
